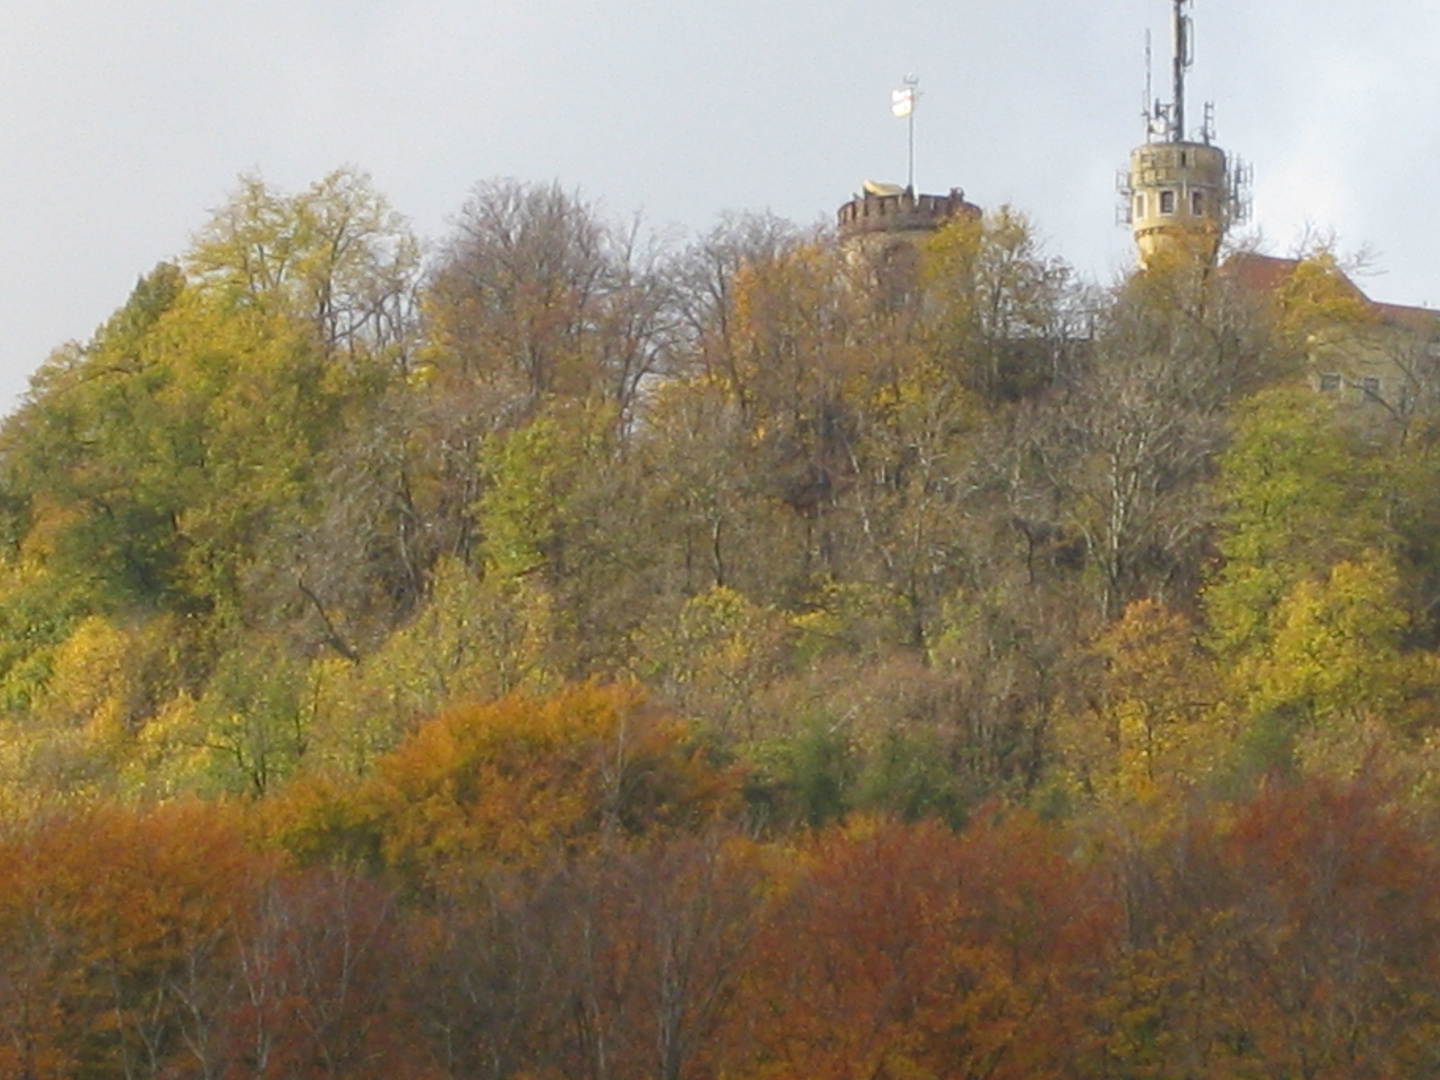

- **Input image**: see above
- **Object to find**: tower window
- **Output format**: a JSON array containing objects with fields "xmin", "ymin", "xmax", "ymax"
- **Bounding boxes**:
[
  {"xmin": 1192, "ymin": 190, "xmax": 1204, "ymax": 215},
  {"xmin": 1159, "ymin": 190, "xmax": 1176, "ymax": 215},
  {"xmin": 1319, "ymin": 372, "xmax": 1341, "ymax": 393},
  {"xmin": 1134, "ymin": 194, "xmax": 1145, "ymax": 219},
  {"xmin": 1361, "ymin": 376, "xmax": 1382, "ymax": 402}
]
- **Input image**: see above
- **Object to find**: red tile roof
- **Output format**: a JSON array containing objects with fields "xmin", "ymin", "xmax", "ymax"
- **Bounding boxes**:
[{"xmin": 1221, "ymin": 252, "xmax": 1438, "ymax": 334}]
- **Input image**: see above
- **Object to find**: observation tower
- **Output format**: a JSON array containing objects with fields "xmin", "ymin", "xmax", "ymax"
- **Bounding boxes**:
[{"xmin": 1119, "ymin": 0, "xmax": 1250, "ymax": 264}]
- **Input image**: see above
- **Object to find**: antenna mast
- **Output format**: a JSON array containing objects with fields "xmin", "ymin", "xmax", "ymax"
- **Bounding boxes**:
[
  {"xmin": 1171, "ymin": 0, "xmax": 1193, "ymax": 141},
  {"xmin": 1143, "ymin": 30, "xmax": 1153, "ymax": 138}
]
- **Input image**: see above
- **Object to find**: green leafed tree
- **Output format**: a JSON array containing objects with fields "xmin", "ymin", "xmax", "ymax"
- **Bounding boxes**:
[{"xmin": 1206, "ymin": 386, "xmax": 1393, "ymax": 660}]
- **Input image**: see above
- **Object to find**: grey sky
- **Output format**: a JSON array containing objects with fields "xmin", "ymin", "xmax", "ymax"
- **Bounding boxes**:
[{"xmin": 4, "ymin": 0, "xmax": 1438, "ymax": 412}]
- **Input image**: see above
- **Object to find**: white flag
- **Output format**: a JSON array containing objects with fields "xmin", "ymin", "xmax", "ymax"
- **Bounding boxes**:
[{"xmin": 892, "ymin": 87, "xmax": 914, "ymax": 118}]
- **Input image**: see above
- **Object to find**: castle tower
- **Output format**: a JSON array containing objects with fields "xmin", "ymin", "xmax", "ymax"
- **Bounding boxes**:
[
  {"xmin": 837, "ymin": 182, "xmax": 981, "ymax": 307},
  {"xmin": 837, "ymin": 76, "xmax": 981, "ymax": 260},
  {"xmin": 837, "ymin": 181, "xmax": 980, "ymax": 252},
  {"xmin": 1119, "ymin": 0, "xmax": 1249, "ymax": 265}
]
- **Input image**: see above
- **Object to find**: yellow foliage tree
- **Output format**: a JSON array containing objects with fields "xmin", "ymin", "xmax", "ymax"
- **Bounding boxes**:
[
  {"xmin": 303, "ymin": 557, "xmax": 552, "ymax": 781},
  {"xmin": 1062, "ymin": 600, "xmax": 1227, "ymax": 808},
  {"xmin": 636, "ymin": 585, "xmax": 792, "ymax": 742},
  {"xmin": 1242, "ymin": 553, "xmax": 1439, "ymax": 777}
]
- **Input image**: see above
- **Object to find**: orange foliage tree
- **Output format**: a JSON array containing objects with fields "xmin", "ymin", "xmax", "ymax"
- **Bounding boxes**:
[
  {"xmin": 1098, "ymin": 778, "xmax": 1440, "ymax": 1078},
  {"xmin": 275, "ymin": 681, "xmax": 741, "ymax": 888},
  {"xmin": 0, "ymin": 803, "xmax": 428, "ymax": 1080},
  {"xmin": 0, "ymin": 802, "xmax": 259, "ymax": 1079},
  {"xmin": 725, "ymin": 813, "xmax": 1116, "ymax": 1080}
]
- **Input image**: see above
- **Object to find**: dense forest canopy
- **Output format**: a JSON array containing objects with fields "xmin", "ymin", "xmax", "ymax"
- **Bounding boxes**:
[{"xmin": 4, "ymin": 168, "xmax": 1440, "ymax": 1077}]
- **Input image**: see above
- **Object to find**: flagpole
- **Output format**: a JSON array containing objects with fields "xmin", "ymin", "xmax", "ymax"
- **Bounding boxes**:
[
  {"xmin": 908, "ymin": 100, "xmax": 915, "ymax": 191},
  {"xmin": 893, "ymin": 74, "xmax": 919, "ymax": 192}
]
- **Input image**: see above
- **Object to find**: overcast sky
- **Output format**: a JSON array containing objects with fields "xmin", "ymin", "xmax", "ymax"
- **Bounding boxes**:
[{"xmin": 3, "ymin": 0, "xmax": 1438, "ymax": 413}]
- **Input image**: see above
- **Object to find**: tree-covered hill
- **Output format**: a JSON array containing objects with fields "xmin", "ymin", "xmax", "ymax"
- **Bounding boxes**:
[
  {"xmin": 4, "ymin": 168, "xmax": 1437, "ymax": 812},
  {"xmin": 5, "ymin": 168, "xmax": 1440, "ymax": 1076}
]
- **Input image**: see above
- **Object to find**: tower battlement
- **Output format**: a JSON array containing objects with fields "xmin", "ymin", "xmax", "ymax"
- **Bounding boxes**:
[{"xmin": 837, "ymin": 183, "xmax": 979, "ymax": 240}]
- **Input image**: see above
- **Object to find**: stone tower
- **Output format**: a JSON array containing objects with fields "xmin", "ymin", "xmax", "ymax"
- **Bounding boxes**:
[
  {"xmin": 836, "ymin": 182, "xmax": 981, "ymax": 306},
  {"xmin": 837, "ymin": 181, "xmax": 980, "ymax": 253},
  {"xmin": 1119, "ymin": 0, "xmax": 1249, "ymax": 265}
]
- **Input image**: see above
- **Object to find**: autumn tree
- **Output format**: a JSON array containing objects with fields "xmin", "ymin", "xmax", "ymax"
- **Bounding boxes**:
[
  {"xmin": 1099, "ymin": 778, "xmax": 1440, "ymax": 1078},
  {"xmin": 919, "ymin": 207, "xmax": 1080, "ymax": 403},
  {"xmin": 1206, "ymin": 386, "xmax": 1392, "ymax": 658},
  {"xmin": 424, "ymin": 179, "xmax": 676, "ymax": 416},
  {"xmin": 1059, "ymin": 598, "xmax": 1228, "ymax": 808},
  {"xmin": 225, "ymin": 867, "xmax": 412, "ymax": 1080},
  {"xmin": 188, "ymin": 168, "xmax": 421, "ymax": 368},
  {"xmin": 727, "ymin": 815, "xmax": 1114, "ymax": 1080},
  {"xmin": 0, "ymin": 803, "xmax": 264, "ymax": 1079},
  {"xmin": 542, "ymin": 835, "xmax": 767, "ymax": 1080},
  {"xmin": 1015, "ymin": 250, "xmax": 1281, "ymax": 621},
  {"xmin": 277, "ymin": 682, "xmax": 740, "ymax": 886}
]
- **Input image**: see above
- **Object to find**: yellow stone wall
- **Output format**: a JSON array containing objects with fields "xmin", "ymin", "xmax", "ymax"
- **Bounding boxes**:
[{"xmin": 1128, "ymin": 141, "xmax": 1229, "ymax": 264}]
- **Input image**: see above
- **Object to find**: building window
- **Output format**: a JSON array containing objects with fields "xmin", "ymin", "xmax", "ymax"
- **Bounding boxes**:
[
  {"xmin": 1159, "ymin": 190, "xmax": 1176, "ymax": 215},
  {"xmin": 1191, "ymin": 190, "xmax": 1204, "ymax": 216},
  {"xmin": 1361, "ymin": 376, "xmax": 1381, "ymax": 402},
  {"xmin": 1319, "ymin": 372, "xmax": 1342, "ymax": 393},
  {"xmin": 1134, "ymin": 194, "xmax": 1145, "ymax": 220}
]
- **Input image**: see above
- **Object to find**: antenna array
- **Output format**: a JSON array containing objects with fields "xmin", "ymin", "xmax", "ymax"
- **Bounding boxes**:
[
  {"xmin": 1121, "ymin": 0, "xmax": 1250, "ymax": 263},
  {"xmin": 1144, "ymin": 0, "xmax": 1207, "ymax": 143}
]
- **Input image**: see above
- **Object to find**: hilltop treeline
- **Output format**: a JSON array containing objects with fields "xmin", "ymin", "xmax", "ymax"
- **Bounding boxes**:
[
  {"xmin": 5, "ymin": 168, "xmax": 1440, "ymax": 1075},
  {"xmin": 4, "ymin": 168, "xmax": 1439, "ymax": 811}
]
